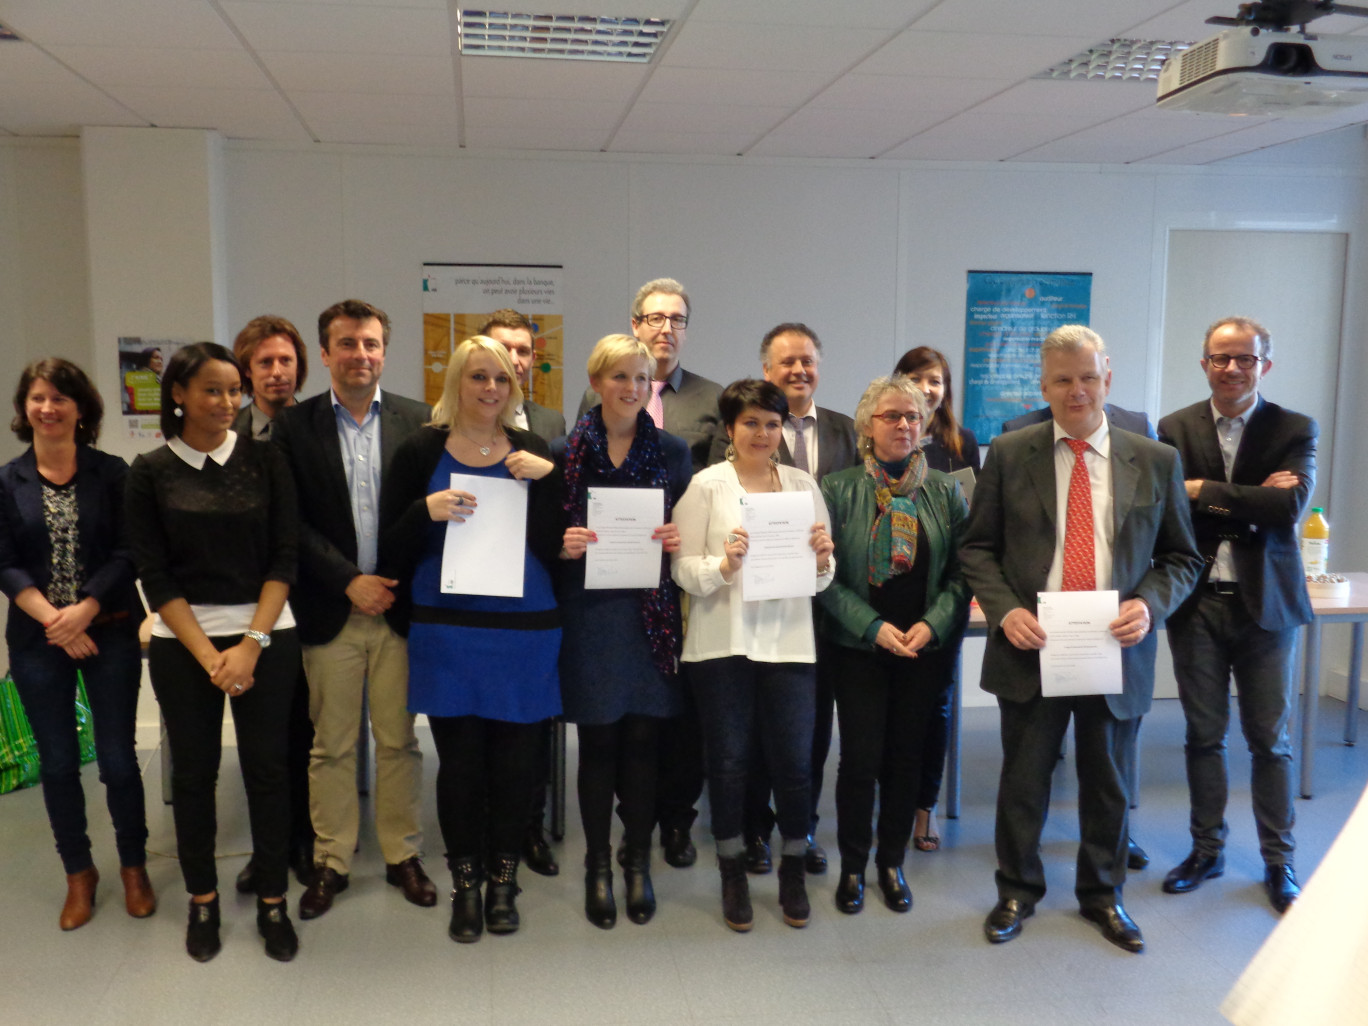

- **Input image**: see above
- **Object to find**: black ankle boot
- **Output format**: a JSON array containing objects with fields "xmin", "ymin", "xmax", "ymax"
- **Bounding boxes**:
[
  {"xmin": 185, "ymin": 895, "xmax": 221, "ymax": 962},
  {"xmin": 448, "ymin": 857, "xmax": 483, "ymax": 944},
  {"xmin": 485, "ymin": 854, "xmax": 521, "ymax": 935},
  {"xmin": 620, "ymin": 844, "xmax": 656, "ymax": 925},
  {"xmin": 584, "ymin": 849, "xmax": 616, "ymax": 929},
  {"xmin": 778, "ymin": 854, "xmax": 810, "ymax": 928},
  {"xmin": 718, "ymin": 855, "xmax": 752, "ymax": 932},
  {"xmin": 256, "ymin": 897, "xmax": 299, "ymax": 961}
]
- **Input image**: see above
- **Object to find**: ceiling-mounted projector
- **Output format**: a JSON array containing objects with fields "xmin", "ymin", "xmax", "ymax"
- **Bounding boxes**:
[{"xmin": 1156, "ymin": 26, "xmax": 1368, "ymax": 114}]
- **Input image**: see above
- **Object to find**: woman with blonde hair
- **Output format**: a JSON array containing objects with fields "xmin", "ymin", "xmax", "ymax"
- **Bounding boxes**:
[
  {"xmin": 556, "ymin": 334, "xmax": 691, "ymax": 929},
  {"xmin": 380, "ymin": 336, "xmax": 561, "ymax": 944}
]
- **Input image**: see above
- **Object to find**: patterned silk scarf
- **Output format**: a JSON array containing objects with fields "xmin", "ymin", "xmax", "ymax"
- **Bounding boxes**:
[
  {"xmin": 563, "ymin": 406, "xmax": 682, "ymax": 677},
  {"xmin": 865, "ymin": 450, "xmax": 927, "ymax": 586}
]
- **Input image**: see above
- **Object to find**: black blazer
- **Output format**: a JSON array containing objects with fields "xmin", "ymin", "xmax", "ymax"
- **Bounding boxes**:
[
  {"xmin": 378, "ymin": 425, "xmax": 563, "ymax": 636},
  {"xmin": 0, "ymin": 447, "xmax": 144, "ymax": 649},
  {"xmin": 1158, "ymin": 396, "xmax": 1316, "ymax": 631},
  {"xmin": 273, "ymin": 389, "xmax": 431, "ymax": 645}
]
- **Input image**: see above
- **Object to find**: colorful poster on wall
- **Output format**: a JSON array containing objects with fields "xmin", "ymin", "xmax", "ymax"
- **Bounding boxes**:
[
  {"xmin": 421, "ymin": 263, "xmax": 563, "ymax": 412},
  {"xmin": 960, "ymin": 271, "xmax": 1092, "ymax": 443},
  {"xmin": 116, "ymin": 336, "xmax": 196, "ymax": 441}
]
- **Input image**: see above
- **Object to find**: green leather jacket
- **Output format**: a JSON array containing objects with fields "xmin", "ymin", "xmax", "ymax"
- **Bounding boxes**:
[{"xmin": 817, "ymin": 463, "xmax": 972, "ymax": 652}]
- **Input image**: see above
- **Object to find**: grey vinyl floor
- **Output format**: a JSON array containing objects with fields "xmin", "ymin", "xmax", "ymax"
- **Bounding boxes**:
[{"xmin": 3, "ymin": 696, "xmax": 1366, "ymax": 1026}]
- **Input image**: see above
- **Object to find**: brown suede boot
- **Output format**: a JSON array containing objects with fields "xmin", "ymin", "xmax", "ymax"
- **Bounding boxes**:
[
  {"xmin": 120, "ymin": 865, "xmax": 157, "ymax": 918},
  {"xmin": 60, "ymin": 866, "xmax": 99, "ymax": 931}
]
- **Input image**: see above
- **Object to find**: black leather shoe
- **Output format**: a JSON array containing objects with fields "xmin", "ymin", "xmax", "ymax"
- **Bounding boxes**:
[
  {"xmin": 1127, "ymin": 838, "xmax": 1150, "ymax": 871},
  {"xmin": 257, "ymin": 898, "xmax": 299, "ymax": 962},
  {"xmin": 1264, "ymin": 864, "xmax": 1300, "ymax": 914},
  {"xmin": 185, "ymin": 896, "xmax": 221, "ymax": 963},
  {"xmin": 386, "ymin": 856, "xmax": 437, "ymax": 907},
  {"xmin": 804, "ymin": 837, "xmax": 828, "ymax": 875},
  {"xmin": 876, "ymin": 866, "xmax": 912, "ymax": 913},
  {"xmin": 584, "ymin": 850, "xmax": 616, "ymax": 929},
  {"xmin": 235, "ymin": 857, "xmax": 259, "ymax": 895},
  {"xmin": 1162, "ymin": 850, "xmax": 1225, "ymax": 894},
  {"xmin": 523, "ymin": 827, "xmax": 560, "ymax": 877},
  {"xmin": 835, "ymin": 871, "xmax": 865, "ymax": 914},
  {"xmin": 662, "ymin": 827, "xmax": 697, "ymax": 869},
  {"xmin": 984, "ymin": 898, "xmax": 1033, "ymax": 943},
  {"xmin": 743, "ymin": 836, "xmax": 773, "ymax": 875},
  {"xmin": 299, "ymin": 866, "xmax": 349, "ymax": 920},
  {"xmin": 1080, "ymin": 904, "xmax": 1144, "ymax": 953}
]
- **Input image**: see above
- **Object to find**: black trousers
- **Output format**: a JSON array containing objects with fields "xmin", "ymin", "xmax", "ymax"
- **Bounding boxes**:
[
  {"xmin": 430, "ymin": 715, "xmax": 544, "ymax": 864},
  {"xmin": 578, "ymin": 715, "xmax": 660, "ymax": 854},
  {"xmin": 149, "ymin": 631, "xmax": 300, "ymax": 898}
]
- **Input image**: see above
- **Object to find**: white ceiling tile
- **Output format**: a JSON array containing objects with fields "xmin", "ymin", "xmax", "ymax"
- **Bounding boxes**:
[
  {"xmin": 972, "ymin": 78, "xmax": 1156, "ymax": 118},
  {"xmin": 0, "ymin": 77, "xmax": 148, "ymax": 135},
  {"xmin": 220, "ymin": 1, "xmax": 451, "ymax": 56},
  {"xmin": 606, "ymin": 129, "xmax": 761, "ymax": 155},
  {"xmin": 102, "ymin": 84, "xmax": 302, "ymax": 133},
  {"xmin": 0, "ymin": 42, "xmax": 83, "ymax": 84},
  {"xmin": 911, "ymin": 0, "xmax": 1185, "ymax": 40},
  {"xmin": 0, "ymin": 0, "xmax": 238, "ymax": 48},
  {"xmin": 262, "ymin": 52, "xmax": 453, "ymax": 95},
  {"xmin": 689, "ymin": 0, "xmax": 938, "ymax": 30},
  {"xmin": 749, "ymin": 106, "xmax": 949, "ymax": 157},
  {"xmin": 1124, "ymin": 0, "xmax": 1234, "ymax": 41},
  {"xmin": 465, "ymin": 122, "xmax": 606, "ymax": 151},
  {"xmin": 1012, "ymin": 113, "xmax": 1263, "ymax": 162},
  {"xmin": 462, "ymin": 56, "xmax": 646, "ymax": 102},
  {"xmin": 47, "ymin": 45, "xmax": 268, "ymax": 90},
  {"xmin": 1130, "ymin": 120, "xmax": 1332, "ymax": 163},
  {"xmin": 881, "ymin": 134, "xmax": 1030, "ymax": 161},
  {"xmin": 662, "ymin": 20, "xmax": 889, "ymax": 75},
  {"xmin": 618, "ymin": 100, "xmax": 786, "ymax": 135},
  {"xmin": 637, "ymin": 66, "xmax": 829, "ymax": 107},
  {"xmin": 810, "ymin": 74, "xmax": 1015, "ymax": 112},
  {"xmin": 289, "ymin": 90, "xmax": 457, "ymax": 126},
  {"xmin": 464, "ymin": 96, "xmax": 624, "ymax": 138},
  {"xmin": 310, "ymin": 119, "xmax": 459, "ymax": 147},
  {"xmin": 855, "ymin": 30, "xmax": 1098, "ymax": 80}
]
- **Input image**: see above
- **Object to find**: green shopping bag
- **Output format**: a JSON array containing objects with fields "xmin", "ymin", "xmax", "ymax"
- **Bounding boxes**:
[{"xmin": 0, "ymin": 669, "xmax": 98, "ymax": 795}]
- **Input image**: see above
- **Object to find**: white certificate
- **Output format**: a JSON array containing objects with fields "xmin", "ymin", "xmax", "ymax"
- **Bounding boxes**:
[
  {"xmin": 739, "ymin": 491, "xmax": 815, "ymax": 602},
  {"xmin": 584, "ymin": 487, "xmax": 664, "ymax": 590},
  {"xmin": 1036, "ymin": 590, "xmax": 1122, "ymax": 697},
  {"xmin": 440, "ymin": 473, "xmax": 528, "ymax": 597}
]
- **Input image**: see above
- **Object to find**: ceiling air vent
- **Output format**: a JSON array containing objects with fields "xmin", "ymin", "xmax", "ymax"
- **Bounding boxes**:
[
  {"xmin": 1036, "ymin": 39, "xmax": 1194, "ymax": 82},
  {"xmin": 456, "ymin": 10, "xmax": 672, "ymax": 63}
]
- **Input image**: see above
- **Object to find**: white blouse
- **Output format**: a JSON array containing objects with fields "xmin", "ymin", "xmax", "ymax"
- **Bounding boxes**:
[{"xmin": 671, "ymin": 461, "xmax": 833, "ymax": 664}]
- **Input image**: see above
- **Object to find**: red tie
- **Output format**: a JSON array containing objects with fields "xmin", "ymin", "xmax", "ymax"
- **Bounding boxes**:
[
  {"xmin": 646, "ymin": 380, "xmax": 665, "ymax": 429},
  {"xmin": 1062, "ymin": 438, "xmax": 1095, "ymax": 592}
]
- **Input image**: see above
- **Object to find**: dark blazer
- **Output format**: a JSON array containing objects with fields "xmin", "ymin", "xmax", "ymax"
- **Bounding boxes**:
[
  {"xmin": 578, "ymin": 366, "xmax": 723, "ymax": 472},
  {"xmin": 708, "ymin": 404, "xmax": 859, "ymax": 482},
  {"xmin": 378, "ymin": 425, "xmax": 563, "ymax": 636},
  {"xmin": 1003, "ymin": 403, "xmax": 1155, "ymax": 440},
  {"xmin": 272, "ymin": 389, "xmax": 431, "ymax": 645},
  {"xmin": 0, "ymin": 447, "xmax": 144, "ymax": 649},
  {"xmin": 960, "ymin": 420, "xmax": 1202, "ymax": 719},
  {"xmin": 524, "ymin": 399, "xmax": 567, "ymax": 443},
  {"xmin": 1158, "ymin": 396, "xmax": 1316, "ymax": 631},
  {"xmin": 921, "ymin": 425, "xmax": 981, "ymax": 474}
]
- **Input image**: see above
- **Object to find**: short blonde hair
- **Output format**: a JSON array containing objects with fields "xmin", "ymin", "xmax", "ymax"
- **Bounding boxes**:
[
  {"xmin": 853, "ymin": 376, "xmax": 929, "ymax": 457},
  {"xmin": 587, "ymin": 333, "xmax": 655, "ymax": 382},
  {"xmin": 429, "ymin": 336, "xmax": 522, "ymax": 431}
]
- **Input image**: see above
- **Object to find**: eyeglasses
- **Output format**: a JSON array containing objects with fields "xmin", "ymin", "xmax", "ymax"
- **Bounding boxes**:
[
  {"xmin": 873, "ymin": 411, "xmax": 923, "ymax": 426},
  {"xmin": 1205, "ymin": 353, "xmax": 1264, "ymax": 370},
  {"xmin": 637, "ymin": 313, "xmax": 688, "ymax": 330}
]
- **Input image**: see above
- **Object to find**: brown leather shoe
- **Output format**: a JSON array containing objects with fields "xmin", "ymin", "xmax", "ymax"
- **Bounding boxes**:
[
  {"xmin": 386, "ymin": 856, "xmax": 437, "ymax": 908},
  {"xmin": 299, "ymin": 866, "xmax": 349, "ymax": 920},
  {"xmin": 60, "ymin": 866, "xmax": 99, "ymax": 931},
  {"xmin": 120, "ymin": 865, "xmax": 157, "ymax": 918}
]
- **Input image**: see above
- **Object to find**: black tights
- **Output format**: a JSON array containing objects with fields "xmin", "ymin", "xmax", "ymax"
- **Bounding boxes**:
[
  {"xmin": 430, "ymin": 715, "xmax": 544, "ymax": 865},
  {"xmin": 576, "ymin": 715, "xmax": 660, "ymax": 854}
]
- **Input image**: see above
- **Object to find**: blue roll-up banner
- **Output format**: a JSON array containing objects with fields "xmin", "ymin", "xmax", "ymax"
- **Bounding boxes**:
[{"xmin": 961, "ymin": 271, "xmax": 1092, "ymax": 444}]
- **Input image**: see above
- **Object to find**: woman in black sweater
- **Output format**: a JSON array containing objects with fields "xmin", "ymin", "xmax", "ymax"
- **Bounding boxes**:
[{"xmin": 126, "ymin": 342, "xmax": 301, "ymax": 963}]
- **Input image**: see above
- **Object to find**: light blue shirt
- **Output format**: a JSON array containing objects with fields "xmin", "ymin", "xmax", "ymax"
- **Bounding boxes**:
[{"xmin": 332, "ymin": 385, "xmax": 384, "ymax": 575}]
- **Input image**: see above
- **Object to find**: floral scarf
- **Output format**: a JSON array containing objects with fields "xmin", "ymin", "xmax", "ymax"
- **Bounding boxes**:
[
  {"xmin": 563, "ymin": 406, "xmax": 681, "ymax": 678},
  {"xmin": 865, "ymin": 450, "xmax": 926, "ymax": 586}
]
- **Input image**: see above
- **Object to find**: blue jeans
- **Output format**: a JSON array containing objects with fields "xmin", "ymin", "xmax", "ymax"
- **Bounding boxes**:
[
  {"xmin": 10, "ymin": 624, "xmax": 147, "ymax": 874},
  {"xmin": 690, "ymin": 657, "xmax": 815, "ymax": 857}
]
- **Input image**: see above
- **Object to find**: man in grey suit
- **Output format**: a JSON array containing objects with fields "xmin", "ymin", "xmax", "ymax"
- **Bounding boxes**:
[
  {"xmin": 273, "ymin": 299, "xmax": 436, "ymax": 919},
  {"xmin": 961, "ymin": 325, "xmax": 1200, "ymax": 953},
  {"xmin": 1003, "ymin": 402, "xmax": 1155, "ymax": 439},
  {"xmin": 1157, "ymin": 316, "xmax": 1316, "ymax": 915},
  {"xmin": 738, "ymin": 322, "xmax": 859, "ymax": 875},
  {"xmin": 479, "ymin": 307, "xmax": 565, "ymax": 878},
  {"xmin": 481, "ymin": 308, "xmax": 566, "ymax": 442},
  {"xmin": 231, "ymin": 315, "xmax": 308, "ymax": 441},
  {"xmin": 578, "ymin": 278, "xmax": 723, "ymax": 867}
]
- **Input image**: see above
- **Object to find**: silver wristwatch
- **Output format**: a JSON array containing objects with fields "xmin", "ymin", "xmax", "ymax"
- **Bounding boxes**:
[{"xmin": 244, "ymin": 629, "xmax": 272, "ymax": 649}]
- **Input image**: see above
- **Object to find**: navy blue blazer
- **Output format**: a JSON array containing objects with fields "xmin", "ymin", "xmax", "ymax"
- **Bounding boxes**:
[{"xmin": 0, "ymin": 447, "xmax": 144, "ymax": 649}]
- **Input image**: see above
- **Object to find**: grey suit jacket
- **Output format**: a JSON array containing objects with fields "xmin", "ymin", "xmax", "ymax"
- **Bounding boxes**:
[
  {"xmin": 960, "ymin": 420, "xmax": 1201, "ymax": 719},
  {"xmin": 578, "ymin": 366, "xmax": 722, "ymax": 472},
  {"xmin": 272, "ymin": 388, "xmax": 431, "ymax": 645},
  {"xmin": 1002, "ymin": 403, "xmax": 1155, "ymax": 440},
  {"xmin": 1158, "ymin": 396, "xmax": 1316, "ymax": 631},
  {"xmin": 708, "ymin": 404, "xmax": 859, "ymax": 483},
  {"xmin": 523, "ymin": 399, "xmax": 566, "ymax": 443}
]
